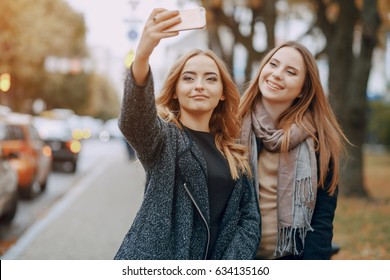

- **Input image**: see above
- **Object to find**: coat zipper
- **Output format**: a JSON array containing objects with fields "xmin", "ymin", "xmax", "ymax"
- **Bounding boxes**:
[{"xmin": 183, "ymin": 182, "xmax": 210, "ymax": 260}]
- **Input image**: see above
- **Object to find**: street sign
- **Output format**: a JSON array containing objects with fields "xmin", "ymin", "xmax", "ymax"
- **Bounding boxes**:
[{"xmin": 128, "ymin": 30, "xmax": 138, "ymax": 41}]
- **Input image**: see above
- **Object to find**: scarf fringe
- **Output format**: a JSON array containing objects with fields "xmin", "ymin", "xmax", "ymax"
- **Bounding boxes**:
[
  {"xmin": 241, "ymin": 101, "xmax": 318, "ymax": 258},
  {"xmin": 274, "ymin": 176, "xmax": 315, "ymax": 257}
]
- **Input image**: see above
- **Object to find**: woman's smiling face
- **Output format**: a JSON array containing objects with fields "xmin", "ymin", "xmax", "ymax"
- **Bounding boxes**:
[{"xmin": 258, "ymin": 46, "xmax": 306, "ymax": 110}]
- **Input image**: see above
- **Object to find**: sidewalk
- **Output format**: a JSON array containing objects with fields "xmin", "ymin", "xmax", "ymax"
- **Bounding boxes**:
[{"xmin": 2, "ymin": 155, "xmax": 145, "ymax": 260}]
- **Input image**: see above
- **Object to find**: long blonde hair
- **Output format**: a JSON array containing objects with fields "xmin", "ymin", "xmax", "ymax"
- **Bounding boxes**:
[
  {"xmin": 239, "ymin": 41, "xmax": 348, "ymax": 194},
  {"xmin": 156, "ymin": 49, "xmax": 251, "ymax": 180}
]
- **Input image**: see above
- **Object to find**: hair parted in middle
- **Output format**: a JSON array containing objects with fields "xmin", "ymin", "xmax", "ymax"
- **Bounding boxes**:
[
  {"xmin": 156, "ymin": 49, "xmax": 251, "ymax": 179},
  {"xmin": 239, "ymin": 41, "xmax": 349, "ymax": 194}
]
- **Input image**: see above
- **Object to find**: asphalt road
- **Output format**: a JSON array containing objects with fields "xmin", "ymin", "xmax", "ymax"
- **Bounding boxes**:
[{"xmin": 1, "ymin": 138, "xmax": 145, "ymax": 260}]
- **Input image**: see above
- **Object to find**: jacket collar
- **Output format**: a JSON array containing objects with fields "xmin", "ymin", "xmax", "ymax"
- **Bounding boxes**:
[{"xmin": 177, "ymin": 127, "xmax": 210, "ymax": 224}]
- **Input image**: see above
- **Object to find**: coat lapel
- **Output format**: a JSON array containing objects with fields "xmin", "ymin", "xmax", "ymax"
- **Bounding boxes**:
[{"xmin": 177, "ymin": 129, "xmax": 210, "ymax": 225}]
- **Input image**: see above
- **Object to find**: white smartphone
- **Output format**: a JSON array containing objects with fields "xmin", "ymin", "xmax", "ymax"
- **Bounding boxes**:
[{"xmin": 164, "ymin": 7, "xmax": 207, "ymax": 32}]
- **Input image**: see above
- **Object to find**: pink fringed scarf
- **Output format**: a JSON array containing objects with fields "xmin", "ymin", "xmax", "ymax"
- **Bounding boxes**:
[{"xmin": 241, "ymin": 101, "xmax": 318, "ymax": 257}]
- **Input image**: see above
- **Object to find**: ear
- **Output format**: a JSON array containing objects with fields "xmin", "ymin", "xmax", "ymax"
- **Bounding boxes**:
[
  {"xmin": 220, "ymin": 94, "xmax": 225, "ymax": 101},
  {"xmin": 173, "ymin": 93, "xmax": 178, "ymax": 99}
]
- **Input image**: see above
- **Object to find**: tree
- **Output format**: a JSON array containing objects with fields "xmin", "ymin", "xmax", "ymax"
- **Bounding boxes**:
[
  {"xmin": 311, "ymin": 0, "xmax": 382, "ymax": 197},
  {"xmin": 84, "ymin": 73, "xmax": 121, "ymax": 121},
  {"xmin": 200, "ymin": 0, "xmax": 276, "ymax": 83},
  {"xmin": 0, "ymin": 0, "xmax": 89, "ymax": 113}
]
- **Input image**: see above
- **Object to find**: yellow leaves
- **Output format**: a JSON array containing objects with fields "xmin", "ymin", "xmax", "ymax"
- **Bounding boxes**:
[
  {"xmin": 0, "ymin": 0, "xmax": 87, "ymax": 80},
  {"xmin": 378, "ymin": 0, "xmax": 390, "ymax": 29}
]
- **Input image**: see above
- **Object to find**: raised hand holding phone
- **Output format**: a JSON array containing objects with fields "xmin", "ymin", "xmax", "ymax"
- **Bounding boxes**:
[
  {"xmin": 132, "ymin": 7, "xmax": 207, "ymax": 85},
  {"xmin": 163, "ymin": 7, "xmax": 206, "ymax": 32},
  {"xmin": 132, "ymin": 8, "xmax": 181, "ymax": 85}
]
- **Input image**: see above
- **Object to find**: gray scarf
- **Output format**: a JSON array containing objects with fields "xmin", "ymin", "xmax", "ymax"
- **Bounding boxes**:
[{"xmin": 241, "ymin": 101, "xmax": 317, "ymax": 257}]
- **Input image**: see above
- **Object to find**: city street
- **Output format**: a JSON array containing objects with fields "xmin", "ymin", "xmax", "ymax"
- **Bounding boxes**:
[{"xmin": 0, "ymin": 138, "xmax": 145, "ymax": 260}]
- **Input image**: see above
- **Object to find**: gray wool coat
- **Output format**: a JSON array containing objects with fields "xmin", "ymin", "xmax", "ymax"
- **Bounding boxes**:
[{"xmin": 114, "ymin": 68, "xmax": 261, "ymax": 260}]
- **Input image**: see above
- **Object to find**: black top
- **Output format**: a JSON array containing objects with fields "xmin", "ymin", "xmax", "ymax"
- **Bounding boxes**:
[{"xmin": 185, "ymin": 127, "xmax": 235, "ymax": 258}]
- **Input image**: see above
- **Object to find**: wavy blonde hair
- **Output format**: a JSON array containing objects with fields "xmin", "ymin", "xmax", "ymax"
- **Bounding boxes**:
[
  {"xmin": 239, "ymin": 41, "xmax": 348, "ymax": 194},
  {"xmin": 156, "ymin": 49, "xmax": 251, "ymax": 180}
]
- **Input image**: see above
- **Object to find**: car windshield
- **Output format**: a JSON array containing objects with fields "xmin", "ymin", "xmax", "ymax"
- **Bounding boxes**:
[{"xmin": 0, "ymin": 124, "xmax": 25, "ymax": 140}]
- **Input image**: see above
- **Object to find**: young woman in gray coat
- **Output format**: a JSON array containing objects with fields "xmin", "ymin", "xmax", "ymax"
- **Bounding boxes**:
[{"xmin": 114, "ymin": 8, "xmax": 261, "ymax": 260}]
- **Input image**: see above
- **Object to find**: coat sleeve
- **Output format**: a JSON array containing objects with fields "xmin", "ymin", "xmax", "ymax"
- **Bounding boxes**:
[
  {"xmin": 302, "ymin": 164, "xmax": 338, "ymax": 260},
  {"xmin": 221, "ymin": 176, "xmax": 261, "ymax": 259},
  {"xmin": 118, "ymin": 66, "xmax": 166, "ymax": 167}
]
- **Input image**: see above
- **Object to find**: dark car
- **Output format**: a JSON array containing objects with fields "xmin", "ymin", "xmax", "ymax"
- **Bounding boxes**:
[
  {"xmin": 34, "ymin": 118, "xmax": 81, "ymax": 173},
  {"xmin": 0, "ymin": 145, "xmax": 18, "ymax": 224},
  {"xmin": 0, "ymin": 114, "xmax": 52, "ymax": 199}
]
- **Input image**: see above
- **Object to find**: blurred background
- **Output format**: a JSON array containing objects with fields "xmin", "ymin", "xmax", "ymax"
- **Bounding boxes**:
[{"xmin": 0, "ymin": 0, "xmax": 389, "ymax": 260}]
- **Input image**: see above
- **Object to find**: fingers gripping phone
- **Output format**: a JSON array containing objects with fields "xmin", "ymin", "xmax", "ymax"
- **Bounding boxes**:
[{"xmin": 164, "ymin": 7, "xmax": 206, "ymax": 32}]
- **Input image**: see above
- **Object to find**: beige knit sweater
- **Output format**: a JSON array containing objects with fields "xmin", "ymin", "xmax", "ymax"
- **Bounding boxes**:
[{"xmin": 256, "ymin": 149, "xmax": 279, "ymax": 259}]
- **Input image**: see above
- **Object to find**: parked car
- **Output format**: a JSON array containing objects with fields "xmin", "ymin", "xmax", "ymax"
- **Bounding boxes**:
[
  {"xmin": 34, "ymin": 117, "xmax": 81, "ymax": 173},
  {"xmin": 0, "ymin": 114, "xmax": 52, "ymax": 199},
  {"xmin": 0, "ymin": 145, "xmax": 18, "ymax": 224}
]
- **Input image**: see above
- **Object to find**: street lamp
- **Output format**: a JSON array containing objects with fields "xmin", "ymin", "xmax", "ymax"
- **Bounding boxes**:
[{"xmin": 0, "ymin": 73, "xmax": 11, "ymax": 93}]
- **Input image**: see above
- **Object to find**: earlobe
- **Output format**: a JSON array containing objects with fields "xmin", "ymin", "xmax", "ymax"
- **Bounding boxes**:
[{"xmin": 220, "ymin": 95, "xmax": 226, "ymax": 101}]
